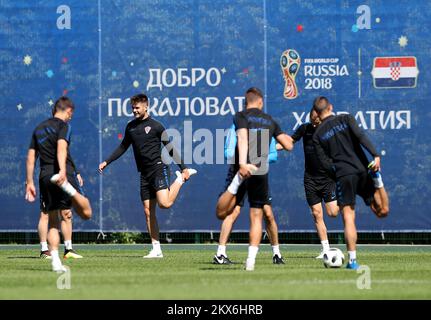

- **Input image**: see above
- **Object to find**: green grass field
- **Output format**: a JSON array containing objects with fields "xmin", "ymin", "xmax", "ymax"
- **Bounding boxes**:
[{"xmin": 0, "ymin": 244, "xmax": 430, "ymax": 299}]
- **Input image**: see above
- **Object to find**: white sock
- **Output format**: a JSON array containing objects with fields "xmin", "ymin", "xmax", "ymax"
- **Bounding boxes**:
[
  {"xmin": 373, "ymin": 172, "xmax": 384, "ymax": 188},
  {"xmin": 272, "ymin": 245, "xmax": 281, "ymax": 257},
  {"xmin": 61, "ymin": 181, "xmax": 77, "ymax": 197},
  {"xmin": 321, "ymin": 240, "xmax": 330, "ymax": 252},
  {"xmin": 51, "ymin": 249, "xmax": 61, "ymax": 264},
  {"xmin": 40, "ymin": 242, "xmax": 48, "ymax": 251},
  {"xmin": 227, "ymin": 173, "xmax": 243, "ymax": 195},
  {"xmin": 348, "ymin": 250, "xmax": 356, "ymax": 262},
  {"xmin": 217, "ymin": 245, "xmax": 227, "ymax": 257},
  {"xmin": 152, "ymin": 241, "xmax": 161, "ymax": 253},
  {"xmin": 247, "ymin": 245, "xmax": 259, "ymax": 261},
  {"xmin": 175, "ymin": 169, "xmax": 197, "ymax": 186},
  {"xmin": 51, "ymin": 174, "xmax": 77, "ymax": 197},
  {"xmin": 64, "ymin": 240, "xmax": 72, "ymax": 250},
  {"xmin": 175, "ymin": 171, "xmax": 184, "ymax": 185}
]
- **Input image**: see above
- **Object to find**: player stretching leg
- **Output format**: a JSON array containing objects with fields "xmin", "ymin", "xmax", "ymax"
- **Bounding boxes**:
[
  {"xmin": 215, "ymin": 164, "xmax": 284, "ymax": 264},
  {"xmin": 313, "ymin": 96, "xmax": 389, "ymax": 270},
  {"xmin": 26, "ymin": 97, "xmax": 92, "ymax": 272},
  {"xmin": 291, "ymin": 108, "xmax": 339, "ymax": 259},
  {"xmin": 99, "ymin": 93, "xmax": 196, "ymax": 258},
  {"xmin": 38, "ymin": 157, "xmax": 84, "ymax": 259}
]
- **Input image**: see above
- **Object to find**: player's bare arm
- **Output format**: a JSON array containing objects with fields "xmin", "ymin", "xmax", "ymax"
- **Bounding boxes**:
[
  {"xmin": 56, "ymin": 139, "xmax": 69, "ymax": 186},
  {"xmin": 237, "ymin": 128, "xmax": 254, "ymax": 178},
  {"xmin": 25, "ymin": 149, "xmax": 37, "ymax": 202},
  {"xmin": 276, "ymin": 133, "xmax": 294, "ymax": 151}
]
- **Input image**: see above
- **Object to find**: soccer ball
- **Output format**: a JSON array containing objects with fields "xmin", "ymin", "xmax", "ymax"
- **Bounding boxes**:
[{"xmin": 323, "ymin": 248, "xmax": 345, "ymax": 268}]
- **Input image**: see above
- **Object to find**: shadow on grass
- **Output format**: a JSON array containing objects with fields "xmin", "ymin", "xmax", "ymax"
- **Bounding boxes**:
[
  {"xmin": 10, "ymin": 266, "xmax": 52, "ymax": 272},
  {"xmin": 82, "ymin": 255, "xmax": 145, "ymax": 258},
  {"xmin": 199, "ymin": 267, "xmax": 238, "ymax": 271}
]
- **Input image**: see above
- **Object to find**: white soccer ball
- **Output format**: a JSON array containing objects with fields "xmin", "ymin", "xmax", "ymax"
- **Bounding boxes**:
[{"xmin": 323, "ymin": 248, "xmax": 345, "ymax": 268}]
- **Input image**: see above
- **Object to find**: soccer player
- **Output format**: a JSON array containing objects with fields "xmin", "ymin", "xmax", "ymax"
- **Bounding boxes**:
[
  {"xmin": 38, "ymin": 110, "xmax": 84, "ymax": 260},
  {"xmin": 312, "ymin": 96, "xmax": 389, "ymax": 269},
  {"xmin": 25, "ymin": 97, "xmax": 92, "ymax": 272},
  {"xmin": 291, "ymin": 108, "xmax": 339, "ymax": 259},
  {"xmin": 98, "ymin": 93, "xmax": 196, "ymax": 258},
  {"xmin": 214, "ymin": 165, "xmax": 284, "ymax": 265},
  {"xmin": 226, "ymin": 87, "xmax": 293, "ymax": 271}
]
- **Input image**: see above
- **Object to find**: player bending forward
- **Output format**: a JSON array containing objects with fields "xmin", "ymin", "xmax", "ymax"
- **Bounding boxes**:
[{"xmin": 312, "ymin": 96, "xmax": 389, "ymax": 269}]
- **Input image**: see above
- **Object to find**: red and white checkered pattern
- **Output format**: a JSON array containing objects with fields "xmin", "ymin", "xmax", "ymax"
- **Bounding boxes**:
[{"xmin": 390, "ymin": 62, "xmax": 401, "ymax": 81}]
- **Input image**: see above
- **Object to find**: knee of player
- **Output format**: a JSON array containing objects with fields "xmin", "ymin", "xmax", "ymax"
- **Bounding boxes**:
[
  {"xmin": 216, "ymin": 209, "xmax": 226, "ymax": 220},
  {"xmin": 263, "ymin": 213, "xmax": 275, "ymax": 224},
  {"xmin": 61, "ymin": 210, "xmax": 73, "ymax": 220},
  {"xmin": 311, "ymin": 207, "xmax": 323, "ymax": 219},
  {"xmin": 378, "ymin": 206, "xmax": 389, "ymax": 218},
  {"xmin": 144, "ymin": 207, "xmax": 151, "ymax": 218},
  {"xmin": 327, "ymin": 207, "xmax": 339, "ymax": 218},
  {"xmin": 216, "ymin": 212, "xmax": 226, "ymax": 220},
  {"xmin": 82, "ymin": 208, "xmax": 92, "ymax": 220},
  {"xmin": 39, "ymin": 211, "xmax": 49, "ymax": 220}
]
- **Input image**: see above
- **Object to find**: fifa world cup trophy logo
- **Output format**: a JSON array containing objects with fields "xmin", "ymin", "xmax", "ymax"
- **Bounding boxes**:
[{"xmin": 280, "ymin": 49, "xmax": 300, "ymax": 99}]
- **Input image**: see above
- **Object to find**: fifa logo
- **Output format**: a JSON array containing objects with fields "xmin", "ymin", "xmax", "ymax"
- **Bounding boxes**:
[{"xmin": 280, "ymin": 49, "xmax": 300, "ymax": 99}]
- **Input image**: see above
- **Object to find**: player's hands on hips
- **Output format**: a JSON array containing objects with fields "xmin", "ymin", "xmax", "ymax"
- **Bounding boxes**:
[
  {"xmin": 56, "ymin": 170, "xmax": 67, "ymax": 186},
  {"xmin": 371, "ymin": 157, "xmax": 381, "ymax": 172},
  {"xmin": 77, "ymin": 173, "xmax": 84, "ymax": 187},
  {"xmin": 182, "ymin": 169, "xmax": 190, "ymax": 181},
  {"xmin": 98, "ymin": 161, "xmax": 107, "ymax": 173},
  {"xmin": 25, "ymin": 182, "xmax": 36, "ymax": 202}
]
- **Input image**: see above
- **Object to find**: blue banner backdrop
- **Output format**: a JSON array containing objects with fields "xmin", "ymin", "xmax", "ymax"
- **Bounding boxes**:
[{"xmin": 0, "ymin": 0, "xmax": 430, "ymax": 231}]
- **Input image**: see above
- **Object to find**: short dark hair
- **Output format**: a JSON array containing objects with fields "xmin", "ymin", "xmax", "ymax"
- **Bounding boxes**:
[
  {"xmin": 313, "ymin": 96, "xmax": 330, "ymax": 114},
  {"xmin": 245, "ymin": 87, "xmax": 263, "ymax": 105},
  {"xmin": 53, "ymin": 96, "xmax": 74, "ymax": 115},
  {"xmin": 131, "ymin": 93, "xmax": 149, "ymax": 106}
]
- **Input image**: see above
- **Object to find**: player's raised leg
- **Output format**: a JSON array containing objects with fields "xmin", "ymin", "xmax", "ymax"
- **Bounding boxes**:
[
  {"xmin": 216, "ymin": 165, "xmax": 256, "ymax": 220},
  {"xmin": 367, "ymin": 160, "xmax": 389, "ymax": 218},
  {"xmin": 156, "ymin": 168, "xmax": 197, "ymax": 209},
  {"xmin": 371, "ymin": 187, "xmax": 389, "ymax": 218},
  {"xmin": 216, "ymin": 191, "xmax": 239, "ymax": 220},
  {"xmin": 325, "ymin": 200, "xmax": 339, "ymax": 217},
  {"xmin": 216, "ymin": 169, "xmax": 244, "ymax": 220},
  {"xmin": 50, "ymin": 174, "xmax": 92, "ymax": 220}
]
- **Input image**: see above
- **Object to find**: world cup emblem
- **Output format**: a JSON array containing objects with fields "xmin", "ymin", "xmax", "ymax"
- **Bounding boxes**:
[{"xmin": 281, "ymin": 49, "xmax": 300, "ymax": 99}]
